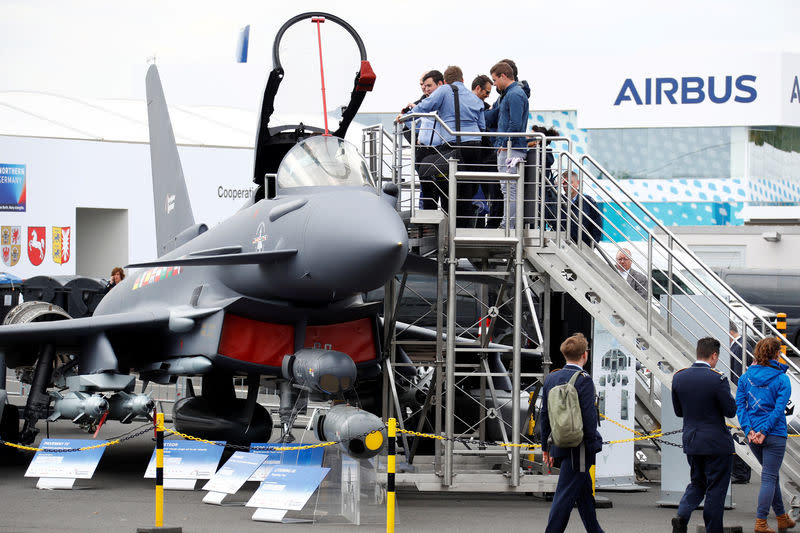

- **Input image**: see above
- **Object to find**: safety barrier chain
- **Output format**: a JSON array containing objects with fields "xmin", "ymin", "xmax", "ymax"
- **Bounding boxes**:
[
  {"xmin": 164, "ymin": 428, "xmax": 341, "ymax": 451},
  {"xmin": 396, "ymin": 427, "xmax": 541, "ymax": 449},
  {"xmin": 0, "ymin": 423, "xmax": 154, "ymax": 453}
]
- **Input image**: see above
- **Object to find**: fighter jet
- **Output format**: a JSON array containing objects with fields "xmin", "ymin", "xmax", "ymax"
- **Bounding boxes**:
[{"xmin": 0, "ymin": 12, "xmax": 403, "ymax": 460}]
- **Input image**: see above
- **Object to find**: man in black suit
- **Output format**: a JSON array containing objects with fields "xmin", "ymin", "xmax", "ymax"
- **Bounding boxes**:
[
  {"xmin": 671, "ymin": 337, "xmax": 737, "ymax": 533},
  {"xmin": 540, "ymin": 333, "xmax": 605, "ymax": 533},
  {"xmin": 560, "ymin": 171, "xmax": 602, "ymax": 246},
  {"xmin": 728, "ymin": 322, "xmax": 754, "ymax": 386}
]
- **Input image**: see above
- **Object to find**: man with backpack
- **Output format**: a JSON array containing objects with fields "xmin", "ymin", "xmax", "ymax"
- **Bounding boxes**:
[{"xmin": 539, "ymin": 333, "xmax": 605, "ymax": 533}]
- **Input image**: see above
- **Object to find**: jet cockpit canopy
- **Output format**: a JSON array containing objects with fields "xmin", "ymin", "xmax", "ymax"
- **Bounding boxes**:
[{"xmin": 276, "ymin": 135, "xmax": 376, "ymax": 191}]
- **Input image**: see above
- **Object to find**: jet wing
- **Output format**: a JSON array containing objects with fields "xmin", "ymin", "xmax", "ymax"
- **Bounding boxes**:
[{"xmin": 0, "ymin": 309, "xmax": 172, "ymax": 344}]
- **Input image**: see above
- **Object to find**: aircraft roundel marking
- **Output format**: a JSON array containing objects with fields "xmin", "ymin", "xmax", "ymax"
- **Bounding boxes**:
[
  {"xmin": 365, "ymin": 431, "xmax": 383, "ymax": 450},
  {"xmin": 252, "ymin": 222, "xmax": 267, "ymax": 251}
]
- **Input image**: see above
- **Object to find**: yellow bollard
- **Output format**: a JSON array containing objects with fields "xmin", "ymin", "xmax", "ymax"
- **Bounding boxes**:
[
  {"xmin": 155, "ymin": 412, "xmax": 164, "ymax": 528},
  {"xmin": 590, "ymin": 464, "xmax": 596, "ymax": 497},
  {"xmin": 778, "ymin": 313, "xmax": 787, "ymax": 362},
  {"xmin": 527, "ymin": 391, "xmax": 536, "ymax": 463},
  {"xmin": 387, "ymin": 418, "xmax": 396, "ymax": 533}
]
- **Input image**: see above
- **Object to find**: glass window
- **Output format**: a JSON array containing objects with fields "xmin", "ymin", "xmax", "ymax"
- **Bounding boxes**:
[
  {"xmin": 587, "ymin": 127, "xmax": 733, "ymax": 179},
  {"xmin": 276, "ymin": 136, "xmax": 376, "ymax": 190}
]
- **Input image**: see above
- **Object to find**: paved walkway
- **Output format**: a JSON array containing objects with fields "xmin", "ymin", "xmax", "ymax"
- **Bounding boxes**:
[{"xmin": 0, "ymin": 421, "xmax": 770, "ymax": 532}]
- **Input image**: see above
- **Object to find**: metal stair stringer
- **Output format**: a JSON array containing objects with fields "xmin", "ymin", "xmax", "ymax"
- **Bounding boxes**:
[
  {"xmin": 525, "ymin": 241, "xmax": 693, "ymax": 389},
  {"xmin": 525, "ymin": 240, "xmax": 800, "ymax": 506}
]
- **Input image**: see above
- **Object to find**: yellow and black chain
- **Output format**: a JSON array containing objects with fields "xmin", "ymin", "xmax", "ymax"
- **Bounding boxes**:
[
  {"xmin": 396, "ymin": 427, "xmax": 541, "ymax": 449},
  {"xmin": 0, "ymin": 423, "xmax": 154, "ymax": 453},
  {"xmin": 164, "ymin": 425, "xmax": 385, "ymax": 452}
]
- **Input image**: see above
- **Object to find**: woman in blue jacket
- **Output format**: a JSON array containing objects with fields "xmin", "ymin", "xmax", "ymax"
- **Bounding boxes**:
[{"xmin": 736, "ymin": 336, "xmax": 796, "ymax": 533}]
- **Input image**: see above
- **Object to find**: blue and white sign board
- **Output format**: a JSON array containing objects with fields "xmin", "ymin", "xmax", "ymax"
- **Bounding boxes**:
[
  {"xmin": 201, "ymin": 451, "xmax": 266, "ymax": 505},
  {"xmin": 144, "ymin": 440, "xmax": 225, "ymax": 490},
  {"xmin": 246, "ymin": 465, "xmax": 330, "ymax": 523},
  {"xmin": 25, "ymin": 439, "xmax": 106, "ymax": 489},
  {"xmin": 248, "ymin": 443, "xmax": 325, "ymax": 481}
]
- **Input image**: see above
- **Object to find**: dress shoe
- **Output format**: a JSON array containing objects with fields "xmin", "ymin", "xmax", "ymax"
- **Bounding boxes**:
[{"xmin": 671, "ymin": 516, "xmax": 688, "ymax": 533}]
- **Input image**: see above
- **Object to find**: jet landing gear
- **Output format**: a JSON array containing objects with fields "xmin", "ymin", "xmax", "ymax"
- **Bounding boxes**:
[{"xmin": 19, "ymin": 343, "xmax": 55, "ymax": 444}]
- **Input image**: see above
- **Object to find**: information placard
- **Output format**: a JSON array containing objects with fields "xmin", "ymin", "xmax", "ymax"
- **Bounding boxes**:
[
  {"xmin": 246, "ymin": 465, "xmax": 329, "ymax": 511},
  {"xmin": 25, "ymin": 439, "xmax": 105, "ymax": 479},
  {"xmin": 248, "ymin": 443, "xmax": 325, "ymax": 481},
  {"xmin": 202, "ymin": 451, "xmax": 266, "ymax": 495},
  {"xmin": 144, "ymin": 440, "xmax": 225, "ymax": 480}
]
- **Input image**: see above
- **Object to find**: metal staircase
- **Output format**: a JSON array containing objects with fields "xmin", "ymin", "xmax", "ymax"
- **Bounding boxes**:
[
  {"xmin": 368, "ymin": 114, "xmax": 800, "ymax": 502},
  {"xmin": 520, "ymin": 149, "xmax": 800, "ymax": 506}
]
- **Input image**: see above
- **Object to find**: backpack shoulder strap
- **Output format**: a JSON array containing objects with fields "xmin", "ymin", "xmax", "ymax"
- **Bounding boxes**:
[
  {"xmin": 451, "ymin": 83, "xmax": 462, "ymax": 146},
  {"xmin": 567, "ymin": 369, "xmax": 581, "ymax": 386}
]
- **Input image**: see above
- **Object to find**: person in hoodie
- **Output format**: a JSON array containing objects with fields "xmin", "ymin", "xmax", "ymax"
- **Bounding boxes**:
[
  {"xmin": 736, "ymin": 336, "xmax": 796, "ymax": 533},
  {"xmin": 485, "ymin": 61, "xmax": 529, "ymax": 228}
]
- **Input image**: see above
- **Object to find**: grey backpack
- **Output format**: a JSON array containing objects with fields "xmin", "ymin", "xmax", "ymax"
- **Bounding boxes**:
[{"xmin": 547, "ymin": 371, "xmax": 584, "ymax": 448}]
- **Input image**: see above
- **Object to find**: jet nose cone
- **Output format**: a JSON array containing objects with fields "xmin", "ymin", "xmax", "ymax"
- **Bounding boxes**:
[{"xmin": 305, "ymin": 190, "xmax": 408, "ymax": 295}]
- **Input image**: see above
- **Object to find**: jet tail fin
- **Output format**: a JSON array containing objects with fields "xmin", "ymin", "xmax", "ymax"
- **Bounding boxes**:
[{"xmin": 145, "ymin": 64, "xmax": 197, "ymax": 257}]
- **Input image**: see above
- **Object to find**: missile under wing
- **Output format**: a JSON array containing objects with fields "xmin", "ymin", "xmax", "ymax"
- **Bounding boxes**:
[{"xmin": 0, "ymin": 13, "xmax": 400, "ymax": 460}]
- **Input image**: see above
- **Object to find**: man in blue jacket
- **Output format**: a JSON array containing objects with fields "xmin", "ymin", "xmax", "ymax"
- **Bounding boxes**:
[
  {"xmin": 671, "ymin": 337, "xmax": 737, "ymax": 533},
  {"xmin": 540, "ymin": 333, "xmax": 605, "ymax": 533},
  {"xmin": 486, "ymin": 61, "xmax": 528, "ymax": 229}
]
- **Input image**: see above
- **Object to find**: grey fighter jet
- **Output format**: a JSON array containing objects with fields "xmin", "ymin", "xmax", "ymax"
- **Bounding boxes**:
[{"xmin": 0, "ymin": 12, "xmax": 403, "ymax": 460}]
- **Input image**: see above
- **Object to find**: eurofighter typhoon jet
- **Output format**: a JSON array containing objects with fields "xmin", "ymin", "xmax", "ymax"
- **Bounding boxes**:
[{"xmin": 0, "ymin": 12, "xmax": 404, "ymax": 460}]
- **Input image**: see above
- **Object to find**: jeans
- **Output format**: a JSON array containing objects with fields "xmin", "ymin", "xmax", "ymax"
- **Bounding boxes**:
[
  {"xmin": 496, "ymin": 149, "xmax": 526, "ymax": 229},
  {"xmin": 749, "ymin": 434, "xmax": 787, "ymax": 519}
]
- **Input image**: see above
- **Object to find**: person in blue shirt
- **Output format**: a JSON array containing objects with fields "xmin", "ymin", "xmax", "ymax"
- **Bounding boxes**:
[
  {"xmin": 485, "ymin": 61, "xmax": 528, "ymax": 229},
  {"xmin": 539, "ymin": 333, "xmax": 605, "ymax": 533},
  {"xmin": 403, "ymin": 65, "xmax": 486, "ymax": 227},
  {"xmin": 736, "ymin": 336, "xmax": 796, "ymax": 533},
  {"xmin": 670, "ymin": 337, "xmax": 737, "ymax": 533}
]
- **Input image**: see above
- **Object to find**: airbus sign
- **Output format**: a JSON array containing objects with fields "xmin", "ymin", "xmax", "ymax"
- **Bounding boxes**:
[{"xmin": 614, "ymin": 75, "xmax": 758, "ymax": 106}]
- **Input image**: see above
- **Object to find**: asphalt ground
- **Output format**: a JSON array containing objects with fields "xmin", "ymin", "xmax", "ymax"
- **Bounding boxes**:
[{"xmin": 0, "ymin": 420, "xmax": 771, "ymax": 533}]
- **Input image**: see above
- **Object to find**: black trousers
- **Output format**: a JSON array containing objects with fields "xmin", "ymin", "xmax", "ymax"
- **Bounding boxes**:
[{"xmin": 417, "ymin": 142, "xmax": 481, "ymax": 228}]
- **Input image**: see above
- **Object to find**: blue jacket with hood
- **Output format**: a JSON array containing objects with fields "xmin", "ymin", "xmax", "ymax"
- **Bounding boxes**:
[{"xmin": 736, "ymin": 361, "xmax": 791, "ymax": 438}]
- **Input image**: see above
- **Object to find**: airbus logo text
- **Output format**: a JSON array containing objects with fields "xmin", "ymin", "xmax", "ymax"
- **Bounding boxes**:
[
  {"xmin": 791, "ymin": 76, "xmax": 800, "ymax": 103},
  {"xmin": 614, "ymin": 75, "xmax": 757, "ymax": 106}
]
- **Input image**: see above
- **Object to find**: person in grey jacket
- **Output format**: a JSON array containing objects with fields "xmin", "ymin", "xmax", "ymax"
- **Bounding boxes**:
[{"xmin": 615, "ymin": 248, "xmax": 648, "ymax": 299}]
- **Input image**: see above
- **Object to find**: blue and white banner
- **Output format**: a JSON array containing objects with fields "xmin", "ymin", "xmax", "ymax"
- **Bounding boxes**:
[
  {"xmin": 202, "ymin": 451, "xmax": 266, "ymax": 494},
  {"xmin": 0, "ymin": 164, "xmax": 26, "ymax": 212},
  {"xmin": 144, "ymin": 440, "xmax": 225, "ymax": 480},
  {"xmin": 246, "ymin": 465, "xmax": 330, "ymax": 511},
  {"xmin": 248, "ymin": 443, "xmax": 325, "ymax": 481},
  {"xmin": 24, "ymin": 439, "xmax": 105, "ymax": 479}
]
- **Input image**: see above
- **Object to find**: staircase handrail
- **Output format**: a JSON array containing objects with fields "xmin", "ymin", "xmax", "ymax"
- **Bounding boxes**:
[{"xmin": 567, "ymin": 151, "xmax": 800, "ymax": 373}]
